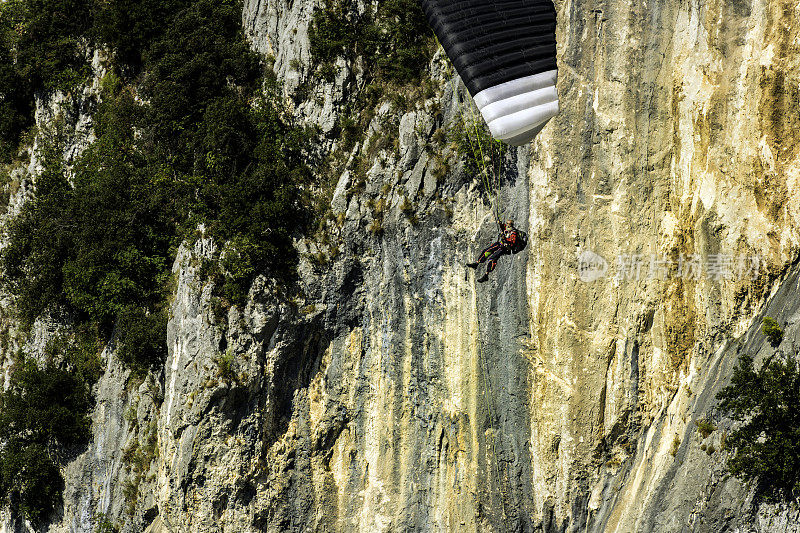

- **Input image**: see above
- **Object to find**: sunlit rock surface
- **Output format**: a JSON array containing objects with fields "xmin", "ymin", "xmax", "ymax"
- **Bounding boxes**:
[{"xmin": 2, "ymin": 0, "xmax": 799, "ymax": 531}]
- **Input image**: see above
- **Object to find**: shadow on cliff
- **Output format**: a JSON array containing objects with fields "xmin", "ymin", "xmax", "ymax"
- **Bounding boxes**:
[{"xmin": 259, "ymin": 261, "xmax": 363, "ymax": 449}]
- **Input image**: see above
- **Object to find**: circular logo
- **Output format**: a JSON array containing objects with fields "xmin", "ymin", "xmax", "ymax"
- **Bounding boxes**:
[{"xmin": 578, "ymin": 250, "xmax": 608, "ymax": 282}]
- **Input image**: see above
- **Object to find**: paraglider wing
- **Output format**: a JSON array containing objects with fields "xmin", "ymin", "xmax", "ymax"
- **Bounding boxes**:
[{"xmin": 422, "ymin": 0, "xmax": 559, "ymax": 146}]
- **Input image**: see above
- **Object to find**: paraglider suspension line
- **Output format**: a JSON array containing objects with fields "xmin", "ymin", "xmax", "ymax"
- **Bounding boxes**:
[
  {"xmin": 463, "ymin": 101, "xmax": 503, "ymax": 231},
  {"xmin": 475, "ymin": 306, "xmax": 510, "ymax": 523}
]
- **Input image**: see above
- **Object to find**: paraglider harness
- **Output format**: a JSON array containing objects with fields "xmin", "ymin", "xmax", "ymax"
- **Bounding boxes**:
[{"xmin": 500, "ymin": 223, "xmax": 528, "ymax": 255}]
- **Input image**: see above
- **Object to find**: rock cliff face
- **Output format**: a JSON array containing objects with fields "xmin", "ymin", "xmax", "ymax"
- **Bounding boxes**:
[{"xmin": 3, "ymin": 0, "xmax": 800, "ymax": 531}]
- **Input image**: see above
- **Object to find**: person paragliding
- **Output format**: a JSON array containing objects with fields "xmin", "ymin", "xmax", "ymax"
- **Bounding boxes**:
[
  {"xmin": 424, "ymin": 0, "xmax": 549, "ymax": 279},
  {"xmin": 467, "ymin": 220, "xmax": 528, "ymax": 282}
]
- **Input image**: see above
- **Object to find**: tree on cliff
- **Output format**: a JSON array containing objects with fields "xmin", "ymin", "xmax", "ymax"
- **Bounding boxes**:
[{"xmin": 717, "ymin": 341, "xmax": 800, "ymax": 502}]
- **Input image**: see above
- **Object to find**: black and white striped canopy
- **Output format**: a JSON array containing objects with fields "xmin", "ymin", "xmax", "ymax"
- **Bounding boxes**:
[{"xmin": 422, "ymin": 0, "xmax": 559, "ymax": 145}]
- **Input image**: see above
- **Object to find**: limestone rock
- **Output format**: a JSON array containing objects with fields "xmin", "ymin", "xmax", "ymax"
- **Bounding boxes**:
[{"xmin": 2, "ymin": 0, "xmax": 800, "ymax": 531}]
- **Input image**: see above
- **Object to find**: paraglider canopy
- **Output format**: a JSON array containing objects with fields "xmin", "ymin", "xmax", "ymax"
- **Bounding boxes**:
[{"xmin": 422, "ymin": 0, "xmax": 560, "ymax": 146}]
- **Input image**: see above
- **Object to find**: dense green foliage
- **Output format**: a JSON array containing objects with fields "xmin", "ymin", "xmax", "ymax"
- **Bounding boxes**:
[
  {"xmin": 2, "ymin": 134, "xmax": 73, "ymax": 323},
  {"xmin": 717, "ymin": 351, "xmax": 800, "ymax": 501},
  {"xmin": 0, "ymin": 0, "xmax": 103, "ymax": 161},
  {"xmin": 2, "ymin": 89, "xmax": 176, "ymax": 333},
  {"xmin": 309, "ymin": 0, "xmax": 434, "ymax": 83},
  {"xmin": 93, "ymin": 0, "xmax": 191, "ymax": 69},
  {"xmin": 0, "ymin": 332, "xmax": 99, "ymax": 521},
  {"xmin": 0, "ymin": 42, "xmax": 33, "ymax": 162},
  {"xmin": 2, "ymin": 0, "xmax": 92, "ymax": 90},
  {"xmin": 762, "ymin": 316, "xmax": 783, "ymax": 346},
  {"xmin": 1, "ymin": 0, "xmax": 313, "ymax": 373}
]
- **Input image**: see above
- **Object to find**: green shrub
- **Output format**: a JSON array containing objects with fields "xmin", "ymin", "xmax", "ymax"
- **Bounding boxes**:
[
  {"xmin": 449, "ymin": 113, "xmax": 507, "ymax": 182},
  {"xmin": 219, "ymin": 238, "xmax": 258, "ymax": 306},
  {"xmin": 336, "ymin": 115, "xmax": 360, "ymax": 152},
  {"xmin": 117, "ymin": 306, "xmax": 168, "ymax": 374},
  {"xmin": 94, "ymin": 513, "xmax": 119, "ymax": 533},
  {"xmin": 0, "ymin": 357, "xmax": 94, "ymax": 522},
  {"xmin": 762, "ymin": 316, "xmax": 783, "ymax": 346},
  {"xmin": 93, "ymin": 0, "xmax": 192, "ymax": 69},
  {"xmin": 0, "ymin": 442, "xmax": 63, "ymax": 522},
  {"xmin": 309, "ymin": 0, "xmax": 363, "ymax": 64},
  {"xmin": 214, "ymin": 349, "xmax": 236, "ymax": 383},
  {"xmin": 374, "ymin": 0, "xmax": 433, "ymax": 82},
  {"xmin": 670, "ymin": 435, "xmax": 680, "ymax": 457},
  {"xmin": 43, "ymin": 327, "xmax": 103, "ymax": 384},
  {"xmin": 695, "ymin": 418, "xmax": 717, "ymax": 439},
  {"xmin": 63, "ymin": 88, "xmax": 174, "ymax": 327},
  {"xmin": 1, "ymin": 131, "xmax": 74, "ymax": 325},
  {"xmin": 1, "ymin": 0, "xmax": 92, "ymax": 92},
  {"xmin": 0, "ymin": 42, "xmax": 33, "ymax": 162},
  {"xmin": 309, "ymin": 0, "xmax": 433, "ymax": 84},
  {"xmin": 141, "ymin": 0, "xmax": 261, "ymax": 171},
  {"xmin": 717, "ymin": 352, "xmax": 800, "ymax": 501}
]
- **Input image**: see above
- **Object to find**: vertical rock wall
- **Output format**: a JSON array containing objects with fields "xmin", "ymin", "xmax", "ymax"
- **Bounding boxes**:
[
  {"xmin": 3, "ymin": 0, "xmax": 799, "ymax": 531},
  {"xmin": 235, "ymin": 0, "xmax": 799, "ymax": 530},
  {"xmin": 527, "ymin": 0, "xmax": 800, "ymax": 529},
  {"xmin": 226, "ymin": 0, "xmax": 800, "ymax": 530}
]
